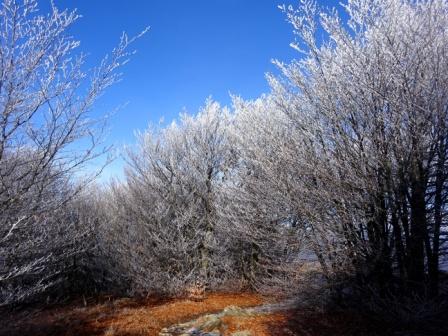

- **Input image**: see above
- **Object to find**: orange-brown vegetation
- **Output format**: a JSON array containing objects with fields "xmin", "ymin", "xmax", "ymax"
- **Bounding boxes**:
[{"xmin": 0, "ymin": 292, "xmax": 264, "ymax": 336}]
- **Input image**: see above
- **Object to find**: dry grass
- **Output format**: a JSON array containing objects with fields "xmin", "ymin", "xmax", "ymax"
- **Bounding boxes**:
[{"xmin": 0, "ymin": 292, "xmax": 264, "ymax": 336}]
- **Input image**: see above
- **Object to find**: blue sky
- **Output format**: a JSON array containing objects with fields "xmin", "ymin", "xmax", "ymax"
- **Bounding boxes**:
[{"xmin": 46, "ymin": 0, "xmax": 334, "ymax": 180}]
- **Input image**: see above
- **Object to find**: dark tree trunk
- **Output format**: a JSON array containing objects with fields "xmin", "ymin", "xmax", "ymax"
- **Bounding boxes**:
[
  {"xmin": 408, "ymin": 163, "xmax": 427, "ymax": 292},
  {"xmin": 391, "ymin": 208, "xmax": 406, "ymax": 285}
]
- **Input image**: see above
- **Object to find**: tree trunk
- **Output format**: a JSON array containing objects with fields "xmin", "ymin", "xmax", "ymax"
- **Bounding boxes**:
[
  {"xmin": 408, "ymin": 163, "xmax": 427, "ymax": 293},
  {"xmin": 200, "ymin": 166, "xmax": 214, "ymax": 280}
]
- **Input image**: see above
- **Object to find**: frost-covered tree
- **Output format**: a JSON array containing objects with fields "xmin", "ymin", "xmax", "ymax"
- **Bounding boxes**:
[
  {"xmin": 111, "ymin": 99, "xmax": 234, "ymax": 294},
  {"xmin": 265, "ymin": 0, "xmax": 448, "ymax": 295},
  {"xmin": 0, "ymin": 0, "xmax": 146, "ymax": 305},
  {"xmin": 217, "ymin": 95, "xmax": 307, "ymax": 292}
]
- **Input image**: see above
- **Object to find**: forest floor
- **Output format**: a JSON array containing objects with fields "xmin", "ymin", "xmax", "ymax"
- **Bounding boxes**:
[{"xmin": 0, "ymin": 291, "xmax": 386, "ymax": 336}]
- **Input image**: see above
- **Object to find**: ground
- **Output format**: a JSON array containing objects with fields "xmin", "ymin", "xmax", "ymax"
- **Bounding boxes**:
[
  {"xmin": 0, "ymin": 292, "xmax": 386, "ymax": 336},
  {"xmin": 1, "ymin": 293, "xmax": 262, "ymax": 336}
]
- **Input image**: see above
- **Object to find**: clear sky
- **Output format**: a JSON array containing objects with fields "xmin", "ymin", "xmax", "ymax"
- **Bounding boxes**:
[{"xmin": 46, "ymin": 0, "xmax": 334, "ymax": 180}]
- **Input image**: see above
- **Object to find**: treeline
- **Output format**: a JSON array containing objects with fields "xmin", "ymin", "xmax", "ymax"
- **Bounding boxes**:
[{"xmin": 1, "ymin": 0, "xmax": 448, "ymax": 318}]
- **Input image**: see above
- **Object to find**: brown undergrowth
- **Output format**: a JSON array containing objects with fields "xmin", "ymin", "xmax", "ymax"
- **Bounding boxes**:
[{"xmin": 0, "ymin": 293, "xmax": 264, "ymax": 336}]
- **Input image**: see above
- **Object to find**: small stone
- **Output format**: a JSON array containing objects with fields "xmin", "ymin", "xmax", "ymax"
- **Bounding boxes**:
[
  {"xmin": 231, "ymin": 331, "xmax": 252, "ymax": 336},
  {"xmin": 197, "ymin": 315, "xmax": 222, "ymax": 331}
]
